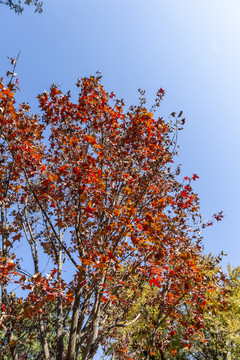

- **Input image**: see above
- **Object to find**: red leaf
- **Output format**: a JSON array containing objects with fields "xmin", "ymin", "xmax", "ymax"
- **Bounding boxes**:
[
  {"xmin": 169, "ymin": 329, "xmax": 176, "ymax": 337},
  {"xmin": 192, "ymin": 174, "xmax": 199, "ymax": 181},
  {"xmin": 12, "ymin": 233, "xmax": 21, "ymax": 242}
]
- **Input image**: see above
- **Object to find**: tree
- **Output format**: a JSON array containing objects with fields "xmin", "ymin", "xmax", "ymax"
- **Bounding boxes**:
[
  {"xmin": 115, "ymin": 259, "xmax": 240, "ymax": 360},
  {"xmin": 105, "ymin": 254, "xmax": 227, "ymax": 360},
  {"xmin": 177, "ymin": 264, "xmax": 240, "ymax": 360},
  {"xmin": 0, "ymin": 59, "xmax": 222, "ymax": 360},
  {"xmin": 0, "ymin": 0, "xmax": 42, "ymax": 14}
]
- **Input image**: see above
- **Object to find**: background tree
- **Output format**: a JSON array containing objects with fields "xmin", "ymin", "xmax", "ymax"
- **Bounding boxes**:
[
  {"xmin": 180, "ymin": 264, "xmax": 240, "ymax": 360},
  {"xmin": 104, "ymin": 254, "xmax": 227, "ymax": 360},
  {"xmin": 0, "ymin": 59, "xmax": 223, "ymax": 360},
  {"xmin": 114, "ymin": 260, "xmax": 240, "ymax": 360},
  {"xmin": 0, "ymin": 0, "xmax": 42, "ymax": 14}
]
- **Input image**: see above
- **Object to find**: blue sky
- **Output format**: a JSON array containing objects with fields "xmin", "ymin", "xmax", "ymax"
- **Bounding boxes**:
[{"xmin": 1, "ymin": 0, "xmax": 240, "ymax": 270}]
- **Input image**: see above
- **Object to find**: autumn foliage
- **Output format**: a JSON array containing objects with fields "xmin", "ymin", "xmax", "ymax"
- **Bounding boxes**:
[{"xmin": 0, "ymin": 67, "xmax": 222, "ymax": 360}]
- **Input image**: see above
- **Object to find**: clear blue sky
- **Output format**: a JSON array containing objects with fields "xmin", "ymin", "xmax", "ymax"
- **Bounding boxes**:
[{"xmin": 1, "ymin": 0, "xmax": 240, "ymax": 270}]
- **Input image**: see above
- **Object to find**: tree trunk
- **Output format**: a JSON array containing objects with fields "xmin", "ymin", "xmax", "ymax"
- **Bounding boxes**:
[
  {"xmin": 65, "ymin": 286, "xmax": 82, "ymax": 360},
  {"xmin": 39, "ymin": 312, "xmax": 51, "ymax": 360},
  {"xmin": 56, "ymin": 248, "xmax": 64, "ymax": 360}
]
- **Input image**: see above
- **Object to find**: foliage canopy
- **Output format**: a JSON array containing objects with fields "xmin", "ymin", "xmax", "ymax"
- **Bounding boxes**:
[{"xmin": 0, "ymin": 61, "xmax": 223, "ymax": 360}]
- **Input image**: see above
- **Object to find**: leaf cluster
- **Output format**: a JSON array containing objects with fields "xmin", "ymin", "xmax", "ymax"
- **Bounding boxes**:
[{"xmin": 0, "ymin": 0, "xmax": 42, "ymax": 14}]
